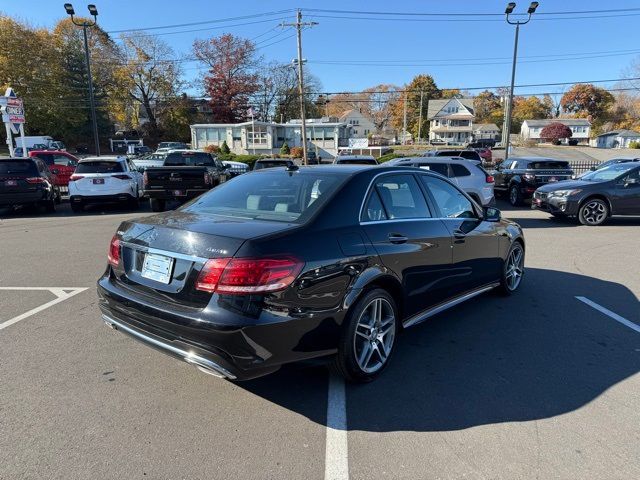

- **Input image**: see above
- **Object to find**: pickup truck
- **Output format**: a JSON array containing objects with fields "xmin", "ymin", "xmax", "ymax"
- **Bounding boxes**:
[
  {"xmin": 491, "ymin": 157, "xmax": 574, "ymax": 206},
  {"xmin": 143, "ymin": 150, "xmax": 229, "ymax": 212}
]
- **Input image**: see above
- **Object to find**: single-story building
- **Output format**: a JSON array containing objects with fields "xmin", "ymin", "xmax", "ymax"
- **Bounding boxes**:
[
  {"xmin": 190, "ymin": 118, "xmax": 351, "ymax": 158},
  {"xmin": 595, "ymin": 129, "xmax": 640, "ymax": 149},
  {"xmin": 521, "ymin": 119, "xmax": 591, "ymax": 144}
]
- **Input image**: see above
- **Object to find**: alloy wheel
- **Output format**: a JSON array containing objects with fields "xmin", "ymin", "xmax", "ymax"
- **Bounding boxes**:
[
  {"xmin": 353, "ymin": 297, "xmax": 396, "ymax": 374},
  {"xmin": 581, "ymin": 200, "xmax": 607, "ymax": 225},
  {"xmin": 505, "ymin": 244, "xmax": 524, "ymax": 291}
]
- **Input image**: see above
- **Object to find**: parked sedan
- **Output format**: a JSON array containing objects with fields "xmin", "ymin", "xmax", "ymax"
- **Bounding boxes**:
[
  {"xmin": 98, "ymin": 165, "xmax": 525, "ymax": 383},
  {"xmin": 532, "ymin": 161, "xmax": 640, "ymax": 225},
  {"xmin": 0, "ymin": 157, "xmax": 60, "ymax": 212}
]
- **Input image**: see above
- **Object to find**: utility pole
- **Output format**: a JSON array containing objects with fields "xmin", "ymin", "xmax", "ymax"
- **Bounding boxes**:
[
  {"xmin": 417, "ymin": 89, "xmax": 424, "ymax": 144},
  {"xmin": 402, "ymin": 92, "xmax": 407, "ymax": 145},
  {"xmin": 282, "ymin": 10, "xmax": 317, "ymax": 165},
  {"xmin": 503, "ymin": 2, "xmax": 539, "ymax": 160}
]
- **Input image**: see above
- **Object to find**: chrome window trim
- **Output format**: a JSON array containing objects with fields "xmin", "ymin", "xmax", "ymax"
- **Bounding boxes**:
[
  {"xmin": 358, "ymin": 171, "xmax": 483, "ymax": 225},
  {"xmin": 120, "ymin": 241, "xmax": 209, "ymax": 263}
]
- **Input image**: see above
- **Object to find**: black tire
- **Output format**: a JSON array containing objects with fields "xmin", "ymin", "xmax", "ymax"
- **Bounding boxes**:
[
  {"xmin": 331, "ymin": 288, "xmax": 398, "ymax": 383},
  {"xmin": 55, "ymin": 189, "xmax": 62, "ymax": 204},
  {"xmin": 498, "ymin": 241, "xmax": 525, "ymax": 295},
  {"xmin": 128, "ymin": 190, "xmax": 140, "ymax": 210},
  {"xmin": 578, "ymin": 198, "xmax": 608, "ymax": 226},
  {"xmin": 42, "ymin": 198, "xmax": 56, "ymax": 213},
  {"xmin": 509, "ymin": 184, "xmax": 523, "ymax": 207},
  {"xmin": 70, "ymin": 201, "xmax": 83, "ymax": 213},
  {"xmin": 150, "ymin": 198, "xmax": 165, "ymax": 212}
]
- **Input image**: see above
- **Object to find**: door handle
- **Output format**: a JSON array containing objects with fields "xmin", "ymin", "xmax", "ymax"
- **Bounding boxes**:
[{"xmin": 388, "ymin": 234, "xmax": 408, "ymax": 244}]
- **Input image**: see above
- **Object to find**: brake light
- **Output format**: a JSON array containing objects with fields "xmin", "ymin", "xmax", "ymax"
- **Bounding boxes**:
[
  {"xmin": 195, "ymin": 257, "xmax": 303, "ymax": 294},
  {"xmin": 107, "ymin": 235, "xmax": 121, "ymax": 267},
  {"xmin": 112, "ymin": 174, "xmax": 131, "ymax": 180},
  {"xmin": 25, "ymin": 177, "xmax": 46, "ymax": 184},
  {"xmin": 69, "ymin": 175, "xmax": 84, "ymax": 181},
  {"xmin": 143, "ymin": 171, "xmax": 148, "ymax": 186},
  {"xmin": 485, "ymin": 175, "xmax": 495, "ymax": 183},
  {"xmin": 204, "ymin": 172, "xmax": 211, "ymax": 185}
]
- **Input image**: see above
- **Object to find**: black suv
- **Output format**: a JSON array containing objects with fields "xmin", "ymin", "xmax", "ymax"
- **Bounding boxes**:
[
  {"xmin": 492, "ymin": 157, "xmax": 574, "ymax": 206},
  {"xmin": 423, "ymin": 150, "xmax": 482, "ymax": 164}
]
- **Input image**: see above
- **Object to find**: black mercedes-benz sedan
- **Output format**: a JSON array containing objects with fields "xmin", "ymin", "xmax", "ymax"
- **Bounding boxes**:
[
  {"xmin": 532, "ymin": 161, "xmax": 640, "ymax": 225},
  {"xmin": 97, "ymin": 165, "xmax": 525, "ymax": 382}
]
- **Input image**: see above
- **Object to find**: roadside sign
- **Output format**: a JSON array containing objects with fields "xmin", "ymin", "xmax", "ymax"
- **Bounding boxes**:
[{"xmin": 3, "ymin": 87, "xmax": 27, "ymax": 155}]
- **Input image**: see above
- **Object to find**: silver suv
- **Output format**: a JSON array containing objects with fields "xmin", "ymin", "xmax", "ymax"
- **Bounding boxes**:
[{"xmin": 387, "ymin": 156, "xmax": 495, "ymax": 206}]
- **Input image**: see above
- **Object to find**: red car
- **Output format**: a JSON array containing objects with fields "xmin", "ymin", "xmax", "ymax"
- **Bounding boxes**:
[
  {"xmin": 474, "ymin": 147, "xmax": 493, "ymax": 163},
  {"xmin": 29, "ymin": 150, "xmax": 79, "ymax": 192}
]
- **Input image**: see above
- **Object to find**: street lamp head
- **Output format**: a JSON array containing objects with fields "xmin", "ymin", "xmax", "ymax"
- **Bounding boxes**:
[
  {"xmin": 505, "ymin": 2, "xmax": 516, "ymax": 14},
  {"xmin": 64, "ymin": 3, "xmax": 75, "ymax": 15},
  {"xmin": 527, "ymin": 2, "xmax": 539, "ymax": 14},
  {"xmin": 87, "ymin": 4, "xmax": 98, "ymax": 16}
]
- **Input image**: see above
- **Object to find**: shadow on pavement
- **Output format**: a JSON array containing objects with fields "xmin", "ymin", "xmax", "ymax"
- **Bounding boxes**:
[{"xmin": 241, "ymin": 268, "xmax": 640, "ymax": 432}]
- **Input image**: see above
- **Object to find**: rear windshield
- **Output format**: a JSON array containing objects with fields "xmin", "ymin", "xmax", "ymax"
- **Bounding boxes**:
[
  {"xmin": 254, "ymin": 161, "xmax": 292, "ymax": 170},
  {"xmin": 76, "ymin": 161, "xmax": 124, "ymax": 173},
  {"xmin": 182, "ymin": 171, "xmax": 347, "ymax": 223},
  {"xmin": 582, "ymin": 163, "xmax": 638, "ymax": 181},
  {"xmin": 0, "ymin": 160, "xmax": 38, "ymax": 175},
  {"xmin": 414, "ymin": 163, "xmax": 449, "ymax": 176},
  {"xmin": 337, "ymin": 159, "xmax": 377, "ymax": 165},
  {"xmin": 164, "ymin": 152, "xmax": 214, "ymax": 166},
  {"xmin": 527, "ymin": 161, "xmax": 570, "ymax": 169}
]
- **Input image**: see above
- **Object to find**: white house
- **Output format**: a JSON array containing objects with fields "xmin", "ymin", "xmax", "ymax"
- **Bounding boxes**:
[
  {"xmin": 190, "ymin": 118, "xmax": 351, "ymax": 158},
  {"xmin": 473, "ymin": 123, "xmax": 501, "ymax": 141},
  {"xmin": 338, "ymin": 109, "xmax": 376, "ymax": 138},
  {"xmin": 427, "ymin": 98, "xmax": 475, "ymax": 145},
  {"xmin": 520, "ymin": 119, "xmax": 591, "ymax": 144},
  {"xmin": 596, "ymin": 129, "xmax": 640, "ymax": 149}
]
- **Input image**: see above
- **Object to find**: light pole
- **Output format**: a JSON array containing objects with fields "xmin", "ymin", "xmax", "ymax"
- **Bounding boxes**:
[
  {"xmin": 503, "ymin": 2, "xmax": 538, "ymax": 160},
  {"xmin": 64, "ymin": 3, "xmax": 101, "ymax": 156}
]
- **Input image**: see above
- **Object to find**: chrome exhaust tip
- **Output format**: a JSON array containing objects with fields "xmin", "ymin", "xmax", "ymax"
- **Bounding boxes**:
[{"xmin": 184, "ymin": 357, "xmax": 227, "ymax": 378}]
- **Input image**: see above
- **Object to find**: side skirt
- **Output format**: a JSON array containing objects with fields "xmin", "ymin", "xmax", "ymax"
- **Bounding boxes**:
[{"xmin": 402, "ymin": 282, "xmax": 500, "ymax": 329}]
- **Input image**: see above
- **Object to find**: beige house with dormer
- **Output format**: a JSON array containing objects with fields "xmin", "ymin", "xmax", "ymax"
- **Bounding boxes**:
[{"xmin": 427, "ymin": 98, "xmax": 475, "ymax": 145}]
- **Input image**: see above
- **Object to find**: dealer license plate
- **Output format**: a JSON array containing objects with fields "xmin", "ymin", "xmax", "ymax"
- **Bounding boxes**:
[
  {"xmin": 93, "ymin": 178, "xmax": 105, "ymax": 184},
  {"xmin": 141, "ymin": 253, "xmax": 174, "ymax": 284}
]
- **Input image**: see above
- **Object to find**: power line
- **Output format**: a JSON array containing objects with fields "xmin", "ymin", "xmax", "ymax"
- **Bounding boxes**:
[
  {"xmin": 107, "ymin": 10, "xmax": 296, "ymax": 33},
  {"xmin": 302, "ymin": 7, "xmax": 640, "ymax": 17}
]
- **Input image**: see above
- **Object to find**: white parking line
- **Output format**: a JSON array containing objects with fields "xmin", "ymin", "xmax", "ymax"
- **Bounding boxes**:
[
  {"xmin": 325, "ymin": 372, "xmax": 349, "ymax": 480},
  {"xmin": 0, "ymin": 287, "xmax": 88, "ymax": 331},
  {"xmin": 576, "ymin": 296, "xmax": 640, "ymax": 334}
]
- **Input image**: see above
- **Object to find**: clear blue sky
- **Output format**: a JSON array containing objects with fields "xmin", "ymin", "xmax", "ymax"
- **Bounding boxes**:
[{"xmin": 3, "ymin": 0, "xmax": 640, "ymax": 99}]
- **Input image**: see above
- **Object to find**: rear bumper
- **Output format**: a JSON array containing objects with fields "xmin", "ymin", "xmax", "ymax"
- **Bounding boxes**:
[
  {"xmin": 0, "ymin": 191, "xmax": 46, "ymax": 206},
  {"xmin": 71, "ymin": 193, "xmax": 135, "ymax": 204},
  {"xmin": 97, "ymin": 274, "xmax": 341, "ymax": 381},
  {"xmin": 144, "ymin": 189, "xmax": 209, "ymax": 201}
]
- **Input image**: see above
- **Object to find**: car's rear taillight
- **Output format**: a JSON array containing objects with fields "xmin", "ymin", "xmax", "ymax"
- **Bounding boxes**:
[
  {"xmin": 107, "ymin": 235, "xmax": 121, "ymax": 267},
  {"xmin": 143, "ymin": 171, "xmax": 148, "ymax": 186},
  {"xmin": 112, "ymin": 174, "xmax": 131, "ymax": 180},
  {"xmin": 25, "ymin": 177, "xmax": 46, "ymax": 184},
  {"xmin": 485, "ymin": 174, "xmax": 495, "ymax": 183},
  {"xmin": 204, "ymin": 172, "xmax": 211, "ymax": 185},
  {"xmin": 195, "ymin": 257, "xmax": 303, "ymax": 294},
  {"xmin": 69, "ymin": 175, "xmax": 84, "ymax": 181}
]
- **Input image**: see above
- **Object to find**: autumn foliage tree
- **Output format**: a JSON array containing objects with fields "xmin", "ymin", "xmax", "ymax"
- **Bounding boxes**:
[
  {"xmin": 560, "ymin": 84, "xmax": 614, "ymax": 121},
  {"xmin": 193, "ymin": 34, "xmax": 260, "ymax": 123},
  {"xmin": 390, "ymin": 74, "xmax": 441, "ymax": 141},
  {"xmin": 540, "ymin": 122, "xmax": 572, "ymax": 143}
]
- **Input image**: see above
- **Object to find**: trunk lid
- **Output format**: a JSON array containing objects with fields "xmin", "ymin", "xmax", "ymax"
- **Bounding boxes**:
[{"xmin": 112, "ymin": 211, "xmax": 299, "ymax": 308}]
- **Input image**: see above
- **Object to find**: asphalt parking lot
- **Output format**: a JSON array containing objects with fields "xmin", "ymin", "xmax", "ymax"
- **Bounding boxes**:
[{"xmin": 1, "ymin": 199, "xmax": 639, "ymax": 480}]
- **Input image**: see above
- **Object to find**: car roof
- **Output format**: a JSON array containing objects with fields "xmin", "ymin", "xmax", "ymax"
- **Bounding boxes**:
[
  {"xmin": 392, "ymin": 156, "xmax": 471, "ymax": 164},
  {"xmin": 79, "ymin": 156, "xmax": 125, "ymax": 162},
  {"xmin": 507, "ymin": 157, "xmax": 567, "ymax": 162},
  {"xmin": 336, "ymin": 155, "xmax": 375, "ymax": 160},
  {"xmin": 256, "ymin": 158, "xmax": 292, "ymax": 162},
  {"xmin": 0, "ymin": 157, "xmax": 35, "ymax": 161}
]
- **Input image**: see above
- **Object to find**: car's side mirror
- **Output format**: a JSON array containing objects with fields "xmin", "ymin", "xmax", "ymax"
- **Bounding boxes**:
[
  {"xmin": 484, "ymin": 206, "xmax": 501, "ymax": 222},
  {"xmin": 624, "ymin": 178, "xmax": 639, "ymax": 187}
]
